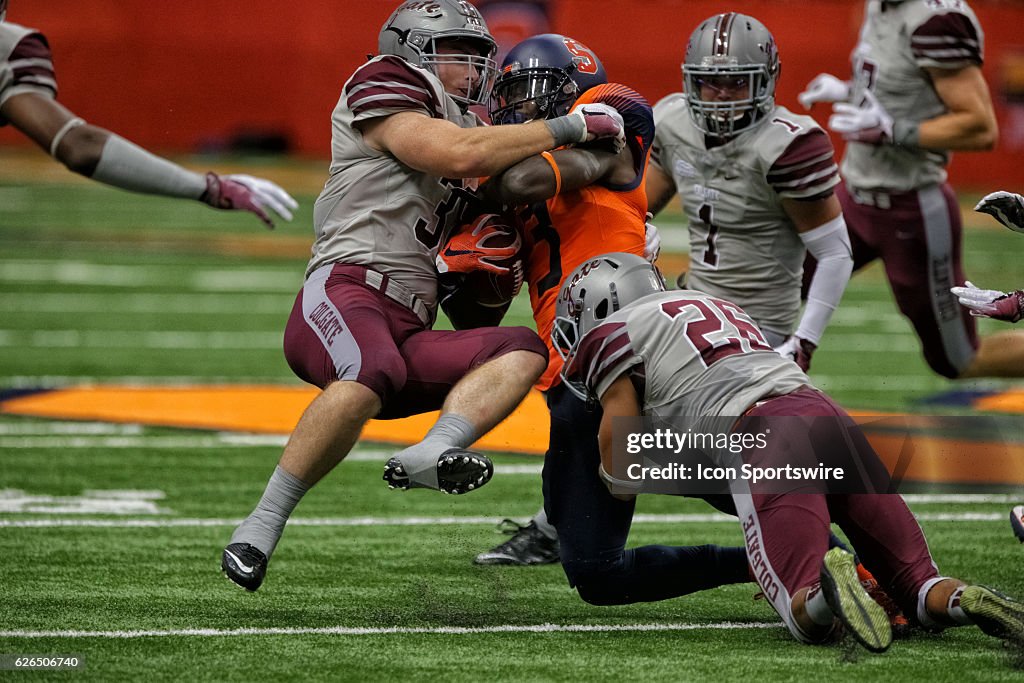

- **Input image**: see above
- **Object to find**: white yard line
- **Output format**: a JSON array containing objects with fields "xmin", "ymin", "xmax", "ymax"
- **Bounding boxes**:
[
  {"xmin": 0, "ymin": 621, "xmax": 780, "ymax": 639},
  {"xmin": 0, "ymin": 293, "xmax": 289, "ymax": 314},
  {"xmin": 0, "ymin": 261, "xmax": 300, "ymax": 292},
  {"xmin": 0, "ymin": 330, "xmax": 282, "ymax": 349},
  {"xmin": 0, "ymin": 511, "xmax": 1005, "ymax": 529},
  {"xmin": 1, "ymin": 376, "xmax": 297, "ymax": 387}
]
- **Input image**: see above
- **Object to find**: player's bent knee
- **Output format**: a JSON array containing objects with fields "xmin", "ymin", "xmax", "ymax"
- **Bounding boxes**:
[
  {"xmin": 356, "ymin": 354, "xmax": 408, "ymax": 407},
  {"xmin": 565, "ymin": 563, "xmax": 634, "ymax": 606}
]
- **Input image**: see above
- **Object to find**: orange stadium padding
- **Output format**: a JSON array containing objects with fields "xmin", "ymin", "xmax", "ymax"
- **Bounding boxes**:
[
  {"xmin": 0, "ymin": 385, "xmax": 551, "ymax": 454},
  {"xmin": 1, "ymin": 1, "xmax": 1023, "ymax": 188},
  {"xmin": 3, "ymin": 386, "xmax": 1024, "ymax": 486}
]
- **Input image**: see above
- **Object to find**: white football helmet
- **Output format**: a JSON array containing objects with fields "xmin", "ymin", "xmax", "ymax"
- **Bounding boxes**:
[
  {"xmin": 553, "ymin": 252, "xmax": 664, "ymax": 398},
  {"xmin": 682, "ymin": 12, "xmax": 780, "ymax": 139},
  {"xmin": 379, "ymin": 0, "xmax": 499, "ymax": 107}
]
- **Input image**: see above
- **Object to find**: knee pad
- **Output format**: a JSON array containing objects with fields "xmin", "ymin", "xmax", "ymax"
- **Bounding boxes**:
[{"xmin": 565, "ymin": 562, "xmax": 632, "ymax": 606}]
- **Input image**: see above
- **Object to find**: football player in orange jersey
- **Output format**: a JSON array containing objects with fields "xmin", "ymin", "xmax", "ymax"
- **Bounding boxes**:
[{"xmin": 448, "ymin": 33, "xmax": 756, "ymax": 605}]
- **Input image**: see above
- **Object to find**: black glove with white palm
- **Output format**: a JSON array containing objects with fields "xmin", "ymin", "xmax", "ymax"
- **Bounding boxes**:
[{"xmin": 974, "ymin": 191, "xmax": 1024, "ymax": 234}]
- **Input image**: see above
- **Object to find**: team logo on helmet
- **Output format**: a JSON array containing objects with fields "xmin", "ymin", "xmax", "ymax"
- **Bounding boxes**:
[{"xmin": 489, "ymin": 33, "xmax": 607, "ymax": 125}]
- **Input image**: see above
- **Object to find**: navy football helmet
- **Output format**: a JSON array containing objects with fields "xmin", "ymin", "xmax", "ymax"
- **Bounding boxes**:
[{"xmin": 489, "ymin": 33, "xmax": 607, "ymax": 125}]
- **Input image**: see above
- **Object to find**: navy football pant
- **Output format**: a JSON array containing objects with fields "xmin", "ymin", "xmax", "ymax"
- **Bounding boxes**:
[{"xmin": 540, "ymin": 383, "xmax": 750, "ymax": 606}]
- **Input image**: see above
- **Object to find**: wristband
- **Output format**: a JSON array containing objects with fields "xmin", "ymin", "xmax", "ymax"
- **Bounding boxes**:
[
  {"xmin": 540, "ymin": 151, "xmax": 562, "ymax": 195},
  {"xmin": 544, "ymin": 115, "xmax": 585, "ymax": 148},
  {"xmin": 892, "ymin": 120, "xmax": 920, "ymax": 147}
]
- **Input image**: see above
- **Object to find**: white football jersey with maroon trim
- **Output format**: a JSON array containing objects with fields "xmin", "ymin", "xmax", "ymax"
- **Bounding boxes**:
[
  {"xmin": 843, "ymin": 0, "xmax": 985, "ymax": 191},
  {"xmin": 0, "ymin": 23, "xmax": 57, "ymax": 124},
  {"xmin": 308, "ymin": 55, "xmax": 485, "ymax": 315},
  {"xmin": 652, "ymin": 97, "xmax": 839, "ymax": 336},
  {"xmin": 570, "ymin": 290, "xmax": 809, "ymax": 418}
]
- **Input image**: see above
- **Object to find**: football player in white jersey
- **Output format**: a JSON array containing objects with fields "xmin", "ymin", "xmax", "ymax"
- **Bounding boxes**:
[
  {"xmin": 556, "ymin": 252, "xmax": 1024, "ymax": 652},
  {"xmin": 0, "ymin": 1, "xmax": 297, "ymax": 228},
  {"xmin": 799, "ymin": 0, "xmax": 1024, "ymax": 379},
  {"xmin": 222, "ymin": 0, "xmax": 629, "ymax": 592},
  {"xmin": 646, "ymin": 12, "xmax": 854, "ymax": 372}
]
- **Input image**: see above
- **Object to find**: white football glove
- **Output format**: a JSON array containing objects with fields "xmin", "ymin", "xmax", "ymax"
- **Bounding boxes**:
[
  {"xmin": 950, "ymin": 281, "xmax": 1024, "ymax": 323},
  {"xmin": 974, "ymin": 191, "xmax": 1024, "ymax": 234},
  {"xmin": 644, "ymin": 213, "xmax": 661, "ymax": 262},
  {"xmin": 226, "ymin": 174, "xmax": 298, "ymax": 222},
  {"xmin": 798, "ymin": 73, "xmax": 851, "ymax": 110},
  {"xmin": 828, "ymin": 89, "xmax": 894, "ymax": 145},
  {"xmin": 568, "ymin": 102, "xmax": 626, "ymax": 152},
  {"xmin": 204, "ymin": 173, "xmax": 298, "ymax": 229},
  {"xmin": 773, "ymin": 335, "xmax": 817, "ymax": 372}
]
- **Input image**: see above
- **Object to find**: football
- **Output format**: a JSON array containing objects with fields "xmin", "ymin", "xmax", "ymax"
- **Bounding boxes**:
[{"xmin": 438, "ymin": 213, "xmax": 525, "ymax": 307}]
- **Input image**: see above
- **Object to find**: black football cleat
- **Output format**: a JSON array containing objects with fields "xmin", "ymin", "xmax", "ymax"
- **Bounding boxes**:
[
  {"xmin": 474, "ymin": 520, "xmax": 560, "ymax": 566},
  {"xmin": 222, "ymin": 542, "xmax": 268, "ymax": 592},
  {"xmin": 819, "ymin": 548, "xmax": 892, "ymax": 653},
  {"xmin": 383, "ymin": 448, "xmax": 493, "ymax": 494},
  {"xmin": 960, "ymin": 585, "xmax": 1024, "ymax": 643}
]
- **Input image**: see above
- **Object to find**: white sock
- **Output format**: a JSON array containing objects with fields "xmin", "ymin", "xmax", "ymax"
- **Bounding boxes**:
[{"xmin": 805, "ymin": 584, "xmax": 835, "ymax": 626}]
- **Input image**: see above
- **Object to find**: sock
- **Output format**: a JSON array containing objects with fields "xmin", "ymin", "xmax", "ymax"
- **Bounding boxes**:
[
  {"xmin": 916, "ymin": 576, "xmax": 949, "ymax": 629},
  {"xmin": 946, "ymin": 586, "xmax": 972, "ymax": 625},
  {"xmin": 805, "ymin": 583, "xmax": 835, "ymax": 626},
  {"xmin": 392, "ymin": 413, "xmax": 478, "ymax": 489},
  {"xmin": 230, "ymin": 465, "xmax": 309, "ymax": 558},
  {"xmin": 531, "ymin": 506, "xmax": 558, "ymax": 540}
]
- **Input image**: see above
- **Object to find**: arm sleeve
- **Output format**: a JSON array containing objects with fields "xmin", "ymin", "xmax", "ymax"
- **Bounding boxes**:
[{"xmin": 796, "ymin": 215, "xmax": 853, "ymax": 345}]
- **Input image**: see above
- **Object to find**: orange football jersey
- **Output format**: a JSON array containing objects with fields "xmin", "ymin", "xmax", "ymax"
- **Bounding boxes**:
[{"xmin": 525, "ymin": 83, "xmax": 655, "ymax": 391}]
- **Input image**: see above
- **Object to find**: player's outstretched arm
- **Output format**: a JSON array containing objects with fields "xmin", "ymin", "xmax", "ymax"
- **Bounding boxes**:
[
  {"xmin": 1, "ymin": 92, "xmax": 297, "ymax": 229},
  {"xmin": 361, "ymin": 105, "xmax": 624, "ymax": 181}
]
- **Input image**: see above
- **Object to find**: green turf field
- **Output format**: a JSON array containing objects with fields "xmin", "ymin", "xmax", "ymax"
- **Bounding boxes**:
[{"xmin": 1, "ymin": 154, "xmax": 1022, "ymax": 680}]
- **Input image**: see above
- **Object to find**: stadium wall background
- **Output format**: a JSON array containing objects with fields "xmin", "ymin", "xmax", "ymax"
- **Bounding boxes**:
[{"xmin": 2, "ymin": 0, "xmax": 1024, "ymax": 189}]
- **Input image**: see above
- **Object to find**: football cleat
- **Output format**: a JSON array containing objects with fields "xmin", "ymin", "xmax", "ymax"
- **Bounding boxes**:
[
  {"xmin": 383, "ymin": 448, "xmax": 494, "ymax": 494},
  {"xmin": 221, "ymin": 542, "xmax": 268, "ymax": 592},
  {"xmin": 819, "ymin": 548, "xmax": 892, "ymax": 653},
  {"xmin": 960, "ymin": 585, "xmax": 1024, "ymax": 642},
  {"xmin": 1011, "ymin": 505, "xmax": 1024, "ymax": 543},
  {"xmin": 474, "ymin": 520, "xmax": 560, "ymax": 566},
  {"xmin": 857, "ymin": 562, "xmax": 911, "ymax": 638}
]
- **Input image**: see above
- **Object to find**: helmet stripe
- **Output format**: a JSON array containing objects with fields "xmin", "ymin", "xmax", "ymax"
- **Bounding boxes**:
[{"xmin": 713, "ymin": 12, "xmax": 737, "ymax": 57}]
